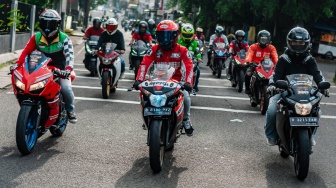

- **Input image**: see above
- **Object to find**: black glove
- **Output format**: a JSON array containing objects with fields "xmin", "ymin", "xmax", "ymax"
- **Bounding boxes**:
[
  {"xmin": 267, "ymin": 85, "xmax": 276, "ymax": 96},
  {"xmin": 321, "ymin": 89, "xmax": 330, "ymax": 97},
  {"xmin": 133, "ymin": 80, "xmax": 142, "ymax": 90},
  {"xmin": 183, "ymin": 83, "xmax": 193, "ymax": 92},
  {"xmin": 9, "ymin": 64, "xmax": 19, "ymax": 72},
  {"xmin": 60, "ymin": 70, "xmax": 71, "ymax": 79}
]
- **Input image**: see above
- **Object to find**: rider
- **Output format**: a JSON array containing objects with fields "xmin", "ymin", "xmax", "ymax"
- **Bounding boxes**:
[
  {"xmin": 207, "ymin": 25, "xmax": 229, "ymax": 66},
  {"xmin": 193, "ymin": 27, "xmax": 205, "ymax": 44},
  {"xmin": 94, "ymin": 18, "xmax": 126, "ymax": 78},
  {"xmin": 82, "ymin": 17, "xmax": 104, "ymax": 65},
  {"xmin": 244, "ymin": 30, "xmax": 278, "ymax": 94},
  {"xmin": 265, "ymin": 27, "xmax": 328, "ymax": 146},
  {"xmin": 128, "ymin": 21, "xmax": 153, "ymax": 70},
  {"xmin": 227, "ymin": 30, "xmax": 249, "ymax": 80},
  {"xmin": 178, "ymin": 23, "xmax": 202, "ymax": 93},
  {"xmin": 10, "ymin": 9, "xmax": 77, "ymax": 123},
  {"xmin": 147, "ymin": 19, "xmax": 156, "ymax": 42},
  {"xmin": 133, "ymin": 20, "xmax": 194, "ymax": 136}
]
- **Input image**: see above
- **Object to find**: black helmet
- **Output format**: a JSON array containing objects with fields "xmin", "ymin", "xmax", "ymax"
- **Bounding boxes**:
[
  {"xmin": 39, "ymin": 9, "xmax": 61, "ymax": 41},
  {"xmin": 287, "ymin": 27, "xmax": 310, "ymax": 55},
  {"xmin": 92, "ymin": 17, "xmax": 102, "ymax": 29},
  {"xmin": 138, "ymin": 21, "xmax": 148, "ymax": 34},
  {"xmin": 257, "ymin": 30, "xmax": 271, "ymax": 48},
  {"xmin": 235, "ymin": 30, "xmax": 245, "ymax": 42}
]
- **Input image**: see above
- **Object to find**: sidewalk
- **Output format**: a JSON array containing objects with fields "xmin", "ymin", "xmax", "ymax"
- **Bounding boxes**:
[{"xmin": 0, "ymin": 29, "xmax": 84, "ymax": 89}]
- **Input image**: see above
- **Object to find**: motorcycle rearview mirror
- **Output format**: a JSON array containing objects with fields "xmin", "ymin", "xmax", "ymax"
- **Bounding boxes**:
[
  {"xmin": 81, "ymin": 29, "xmax": 85, "ymax": 33},
  {"xmin": 275, "ymin": 80, "xmax": 288, "ymax": 90},
  {"xmin": 318, "ymin": 81, "xmax": 330, "ymax": 90}
]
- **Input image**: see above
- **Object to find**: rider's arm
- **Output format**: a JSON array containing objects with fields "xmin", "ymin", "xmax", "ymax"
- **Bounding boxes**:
[
  {"xmin": 245, "ymin": 43, "xmax": 257, "ymax": 63},
  {"xmin": 209, "ymin": 35, "xmax": 215, "ymax": 46},
  {"xmin": 117, "ymin": 31, "xmax": 126, "ymax": 52},
  {"xmin": 17, "ymin": 35, "xmax": 37, "ymax": 66},
  {"xmin": 181, "ymin": 47, "xmax": 194, "ymax": 84},
  {"xmin": 269, "ymin": 57, "xmax": 286, "ymax": 85},
  {"xmin": 244, "ymin": 41, "xmax": 249, "ymax": 51},
  {"xmin": 63, "ymin": 36, "xmax": 75, "ymax": 69},
  {"xmin": 136, "ymin": 46, "xmax": 156, "ymax": 81},
  {"xmin": 223, "ymin": 35, "xmax": 229, "ymax": 47},
  {"xmin": 269, "ymin": 45, "xmax": 279, "ymax": 64},
  {"xmin": 308, "ymin": 57, "xmax": 325, "ymax": 84},
  {"xmin": 228, "ymin": 41, "xmax": 235, "ymax": 54},
  {"xmin": 83, "ymin": 27, "xmax": 91, "ymax": 39}
]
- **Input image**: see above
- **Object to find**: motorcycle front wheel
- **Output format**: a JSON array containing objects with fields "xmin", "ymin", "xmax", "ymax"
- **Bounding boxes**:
[
  {"xmin": 16, "ymin": 105, "xmax": 39, "ymax": 155},
  {"xmin": 102, "ymin": 71, "xmax": 111, "ymax": 99},
  {"xmin": 149, "ymin": 120, "xmax": 165, "ymax": 173},
  {"xmin": 89, "ymin": 60, "xmax": 96, "ymax": 77},
  {"xmin": 238, "ymin": 69, "xmax": 245, "ymax": 92},
  {"xmin": 217, "ymin": 60, "xmax": 223, "ymax": 78},
  {"xmin": 294, "ymin": 129, "xmax": 310, "ymax": 181}
]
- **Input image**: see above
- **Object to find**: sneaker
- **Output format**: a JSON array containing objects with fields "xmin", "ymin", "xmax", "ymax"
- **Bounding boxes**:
[
  {"xmin": 192, "ymin": 89, "xmax": 196, "ymax": 96},
  {"xmin": 227, "ymin": 74, "xmax": 232, "ymax": 80},
  {"xmin": 183, "ymin": 120, "xmax": 194, "ymax": 136},
  {"xmin": 67, "ymin": 111, "xmax": 77, "ymax": 124},
  {"xmin": 311, "ymin": 138, "xmax": 316, "ymax": 146},
  {"xmin": 193, "ymin": 86, "xmax": 199, "ymax": 92},
  {"xmin": 267, "ymin": 137, "xmax": 277, "ymax": 146},
  {"xmin": 120, "ymin": 72, "xmax": 125, "ymax": 79}
]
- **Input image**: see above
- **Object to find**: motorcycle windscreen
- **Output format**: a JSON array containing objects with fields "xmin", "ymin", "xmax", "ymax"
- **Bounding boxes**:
[
  {"xmin": 238, "ymin": 49, "xmax": 246, "ymax": 60},
  {"xmin": 215, "ymin": 42, "xmax": 225, "ymax": 49},
  {"xmin": 261, "ymin": 58, "xmax": 274, "ymax": 73},
  {"xmin": 103, "ymin": 42, "xmax": 117, "ymax": 56},
  {"xmin": 25, "ymin": 50, "xmax": 50, "ymax": 74},
  {"xmin": 88, "ymin": 35, "xmax": 99, "ymax": 46},
  {"xmin": 286, "ymin": 74, "xmax": 314, "ymax": 101},
  {"xmin": 133, "ymin": 40, "xmax": 148, "ymax": 52}
]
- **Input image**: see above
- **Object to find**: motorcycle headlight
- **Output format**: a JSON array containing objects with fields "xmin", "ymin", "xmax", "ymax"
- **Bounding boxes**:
[
  {"xmin": 102, "ymin": 58, "xmax": 112, "ymax": 65},
  {"xmin": 29, "ymin": 79, "xmax": 47, "ymax": 91},
  {"xmin": 257, "ymin": 72, "xmax": 265, "ymax": 79},
  {"xmin": 235, "ymin": 59, "xmax": 241, "ymax": 64},
  {"xmin": 15, "ymin": 79, "xmax": 25, "ymax": 91},
  {"xmin": 149, "ymin": 94, "xmax": 167, "ymax": 107},
  {"xmin": 294, "ymin": 102, "xmax": 312, "ymax": 115}
]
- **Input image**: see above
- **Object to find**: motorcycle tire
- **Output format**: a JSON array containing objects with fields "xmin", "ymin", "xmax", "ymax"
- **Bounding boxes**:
[
  {"xmin": 260, "ymin": 85, "xmax": 270, "ymax": 115},
  {"xmin": 102, "ymin": 71, "xmax": 111, "ymax": 99},
  {"xmin": 238, "ymin": 70, "xmax": 244, "ymax": 93},
  {"xmin": 16, "ymin": 105, "xmax": 39, "ymax": 155},
  {"xmin": 294, "ymin": 129, "xmax": 310, "ymax": 181},
  {"xmin": 217, "ymin": 60, "xmax": 223, "ymax": 78},
  {"xmin": 134, "ymin": 59, "xmax": 141, "ymax": 80},
  {"xmin": 89, "ymin": 61, "xmax": 96, "ymax": 77},
  {"xmin": 149, "ymin": 120, "xmax": 165, "ymax": 173},
  {"xmin": 50, "ymin": 94, "xmax": 68, "ymax": 136}
]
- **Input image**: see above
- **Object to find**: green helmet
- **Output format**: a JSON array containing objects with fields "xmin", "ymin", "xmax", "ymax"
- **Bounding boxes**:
[{"xmin": 181, "ymin": 23, "xmax": 194, "ymax": 43}]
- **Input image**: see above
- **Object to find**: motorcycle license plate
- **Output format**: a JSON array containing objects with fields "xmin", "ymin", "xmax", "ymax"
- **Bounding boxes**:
[
  {"xmin": 144, "ymin": 107, "xmax": 172, "ymax": 116},
  {"xmin": 289, "ymin": 117, "xmax": 319, "ymax": 127}
]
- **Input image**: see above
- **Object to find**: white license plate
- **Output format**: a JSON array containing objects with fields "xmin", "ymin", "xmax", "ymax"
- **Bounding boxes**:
[
  {"xmin": 289, "ymin": 117, "xmax": 319, "ymax": 127},
  {"xmin": 144, "ymin": 107, "xmax": 172, "ymax": 116}
]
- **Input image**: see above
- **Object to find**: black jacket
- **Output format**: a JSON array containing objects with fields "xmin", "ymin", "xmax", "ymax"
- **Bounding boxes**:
[
  {"xmin": 270, "ymin": 49, "xmax": 324, "ymax": 85},
  {"xmin": 97, "ymin": 30, "xmax": 125, "ymax": 51}
]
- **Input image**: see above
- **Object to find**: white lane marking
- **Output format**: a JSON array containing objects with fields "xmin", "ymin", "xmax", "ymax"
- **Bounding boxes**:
[
  {"xmin": 75, "ymin": 46, "xmax": 85, "ymax": 57},
  {"xmin": 73, "ymin": 96, "xmax": 336, "ymax": 119}
]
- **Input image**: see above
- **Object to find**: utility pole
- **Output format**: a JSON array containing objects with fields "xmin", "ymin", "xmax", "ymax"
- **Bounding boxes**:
[
  {"xmin": 154, "ymin": 0, "xmax": 159, "ymax": 23},
  {"xmin": 84, "ymin": 0, "xmax": 91, "ymax": 28}
]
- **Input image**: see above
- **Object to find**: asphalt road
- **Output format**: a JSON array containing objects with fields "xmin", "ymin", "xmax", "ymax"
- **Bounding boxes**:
[{"xmin": 1, "ymin": 10, "xmax": 336, "ymax": 188}]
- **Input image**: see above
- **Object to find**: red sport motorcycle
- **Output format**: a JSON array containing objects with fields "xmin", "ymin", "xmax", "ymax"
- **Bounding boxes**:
[
  {"xmin": 227, "ymin": 49, "xmax": 247, "ymax": 92},
  {"xmin": 138, "ymin": 65, "xmax": 186, "ymax": 173},
  {"xmin": 248, "ymin": 58, "xmax": 275, "ymax": 114},
  {"xmin": 10, "ymin": 50, "xmax": 75, "ymax": 155}
]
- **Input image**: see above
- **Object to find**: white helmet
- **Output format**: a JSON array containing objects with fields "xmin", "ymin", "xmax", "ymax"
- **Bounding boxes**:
[{"xmin": 105, "ymin": 18, "xmax": 118, "ymax": 35}]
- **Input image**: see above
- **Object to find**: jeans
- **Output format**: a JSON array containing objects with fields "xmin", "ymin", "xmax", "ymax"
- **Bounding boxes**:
[
  {"xmin": 265, "ymin": 94, "xmax": 281, "ymax": 139},
  {"xmin": 119, "ymin": 54, "xmax": 125, "ymax": 73},
  {"xmin": 194, "ymin": 66, "xmax": 200, "ymax": 89},
  {"xmin": 60, "ymin": 78, "xmax": 75, "ymax": 112},
  {"xmin": 182, "ymin": 90, "xmax": 191, "ymax": 121}
]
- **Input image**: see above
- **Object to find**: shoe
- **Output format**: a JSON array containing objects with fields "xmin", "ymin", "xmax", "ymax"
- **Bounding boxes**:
[
  {"xmin": 120, "ymin": 72, "xmax": 125, "ymax": 79},
  {"xmin": 245, "ymin": 89, "xmax": 252, "ymax": 94},
  {"xmin": 193, "ymin": 86, "xmax": 199, "ymax": 92},
  {"xmin": 267, "ymin": 137, "xmax": 277, "ymax": 146},
  {"xmin": 183, "ymin": 120, "xmax": 194, "ymax": 136},
  {"xmin": 311, "ymin": 138, "xmax": 316, "ymax": 146},
  {"xmin": 129, "ymin": 66, "xmax": 134, "ymax": 70},
  {"xmin": 67, "ymin": 111, "xmax": 77, "ymax": 124},
  {"xmin": 206, "ymin": 62, "xmax": 210, "ymax": 66},
  {"xmin": 227, "ymin": 74, "xmax": 232, "ymax": 80}
]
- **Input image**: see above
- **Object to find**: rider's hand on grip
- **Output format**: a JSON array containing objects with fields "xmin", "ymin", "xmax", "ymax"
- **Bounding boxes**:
[
  {"xmin": 9, "ymin": 64, "xmax": 19, "ymax": 72},
  {"xmin": 321, "ymin": 89, "xmax": 330, "ymax": 97},
  {"xmin": 133, "ymin": 80, "xmax": 142, "ymax": 90},
  {"xmin": 183, "ymin": 83, "xmax": 193, "ymax": 92},
  {"xmin": 267, "ymin": 85, "xmax": 277, "ymax": 96},
  {"xmin": 60, "ymin": 70, "xmax": 71, "ymax": 79}
]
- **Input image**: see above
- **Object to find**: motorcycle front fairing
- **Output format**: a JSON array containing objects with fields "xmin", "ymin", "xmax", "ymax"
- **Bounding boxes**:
[
  {"xmin": 213, "ymin": 42, "xmax": 227, "ymax": 58},
  {"xmin": 131, "ymin": 40, "xmax": 149, "ymax": 57}
]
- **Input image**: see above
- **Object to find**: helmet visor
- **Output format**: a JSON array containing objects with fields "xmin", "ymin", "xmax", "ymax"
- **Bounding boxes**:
[
  {"xmin": 39, "ymin": 19, "xmax": 58, "ymax": 33},
  {"xmin": 259, "ymin": 37, "xmax": 270, "ymax": 45},
  {"xmin": 289, "ymin": 40, "xmax": 308, "ymax": 53},
  {"xmin": 156, "ymin": 31, "xmax": 176, "ymax": 45}
]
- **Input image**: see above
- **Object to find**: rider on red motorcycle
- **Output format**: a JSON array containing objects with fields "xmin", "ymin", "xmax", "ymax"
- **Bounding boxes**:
[
  {"xmin": 244, "ymin": 30, "xmax": 278, "ymax": 94},
  {"xmin": 227, "ymin": 30, "xmax": 249, "ymax": 80},
  {"xmin": 10, "ymin": 9, "xmax": 77, "ymax": 123},
  {"xmin": 193, "ymin": 27, "xmax": 205, "ymax": 44},
  {"xmin": 133, "ymin": 20, "xmax": 194, "ymax": 136},
  {"xmin": 207, "ymin": 26, "xmax": 229, "ymax": 66}
]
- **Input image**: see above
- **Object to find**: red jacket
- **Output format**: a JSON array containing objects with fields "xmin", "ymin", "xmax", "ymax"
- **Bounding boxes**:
[
  {"xmin": 245, "ymin": 43, "xmax": 278, "ymax": 64},
  {"xmin": 193, "ymin": 34, "xmax": 205, "ymax": 41},
  {"xmin": 136, "ymin": 44, "xmax": 194, "ymax": 84},
  {"xmin": 132, "ymin": 30, "xmax": 152, "ymax": 42},
  {"xmin": 83, "ymin": 27, "xmax": 104, "ymax": 38},
  {"xmin": 229, "ymin": 40, "xmax": 249, "ymax": 53}
]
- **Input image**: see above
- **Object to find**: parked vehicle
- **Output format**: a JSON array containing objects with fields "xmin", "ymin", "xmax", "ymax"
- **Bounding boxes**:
[
  {"xmin": 138, "ymin": 65, "xmax": 186, "ymax": 173},
  {"xmin": 10, "ymin": 51, "xmax": 75, "ymax": 155},
  {"xmin": 84, "ymin": 36, "xmax": 99, "ymax": 76},
  {"xmin": 210, "ymin": 42, "xmax": 228, "ymax": 78},
  {"xmin": 130, "ymin": 40, "xmax": 150, "ymax": 79},
  {"xmin": 227, "ymin": 49, "xmax": 247, "ymax": 92},
  {"xmin": 248, "ymin": 58, "xmax": 275, "ymax": 114},
  {"xmin": 274, "ymin": 74, "xmax": 330, "ymax": 180},
  {"xmin": 96, "ymin": 42, "xmax": 122, "ymax": 99}
]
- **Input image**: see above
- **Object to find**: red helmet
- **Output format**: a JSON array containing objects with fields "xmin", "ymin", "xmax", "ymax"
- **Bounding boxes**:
[{"xmin": 156, "ymin": 20, "xmax": 179, "ymax": 50}]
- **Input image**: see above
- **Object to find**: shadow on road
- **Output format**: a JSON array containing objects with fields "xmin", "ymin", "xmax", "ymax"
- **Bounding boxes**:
[
  {"xmin": 115, "ymin": 150, "xmax": 188, "ymax": 188},
  {"xmin": 0, "ymin": 136, "xmax": 64, "ymax": 187}
]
